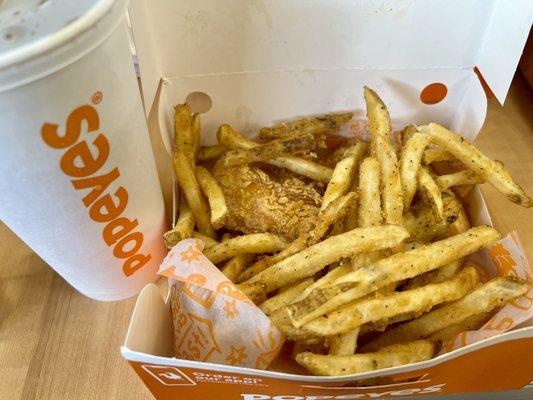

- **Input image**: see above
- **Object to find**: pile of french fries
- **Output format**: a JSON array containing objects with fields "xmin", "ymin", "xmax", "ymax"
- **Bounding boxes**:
[{"xmin": 164, "ymin": 87, "xmax": 532, "ymax": 376}]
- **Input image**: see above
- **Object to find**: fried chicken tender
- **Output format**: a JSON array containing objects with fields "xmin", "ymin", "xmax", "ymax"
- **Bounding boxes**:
[{"xmin": 213, "ymin": 163, "xmax": 322, "ymax": 240}]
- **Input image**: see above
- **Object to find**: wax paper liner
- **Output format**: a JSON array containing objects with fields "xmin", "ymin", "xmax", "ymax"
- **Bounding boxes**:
[
  {"xmin": 438, "ymin": 231, "xmax": 533, "ymax": 355},
  {"xmin": 158, "ymin": 238, "xmax": 284, "ymax": 369}
]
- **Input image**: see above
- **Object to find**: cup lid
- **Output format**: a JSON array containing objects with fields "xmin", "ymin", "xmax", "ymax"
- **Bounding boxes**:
[{"xmin": 0, "ymin": 0, "xmax": 116, "ymax": 69}]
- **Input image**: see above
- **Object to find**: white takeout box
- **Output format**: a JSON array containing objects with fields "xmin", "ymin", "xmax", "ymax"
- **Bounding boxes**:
[{"xmin": 122, "ymin": 1, "xmax": 533, "ymax": 399}]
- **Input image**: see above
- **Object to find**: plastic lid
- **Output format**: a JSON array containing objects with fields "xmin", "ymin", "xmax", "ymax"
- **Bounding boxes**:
[
  {"xmin": 0, "ymin": 0, "xmax": 130, "ymax": 93},
  {"xmin": 0, "ymin": 0, "xmax": 118, "ymax": 68}
]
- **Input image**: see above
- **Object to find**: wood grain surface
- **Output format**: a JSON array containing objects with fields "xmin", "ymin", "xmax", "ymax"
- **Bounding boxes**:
[{"xmin": 1, "ymin": 75, "xmax": 532, "ymax": 400}]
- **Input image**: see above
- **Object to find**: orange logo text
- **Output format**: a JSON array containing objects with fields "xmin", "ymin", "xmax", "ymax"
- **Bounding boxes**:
[{"xmin": 41, "ymin": 100, "xmax": 151, "ymax": 277}]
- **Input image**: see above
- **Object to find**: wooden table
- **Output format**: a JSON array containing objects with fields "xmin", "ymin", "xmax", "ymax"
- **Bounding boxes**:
[{"xmin": 1, "ymin": 74, "xmax": 533, "ymax": 400}]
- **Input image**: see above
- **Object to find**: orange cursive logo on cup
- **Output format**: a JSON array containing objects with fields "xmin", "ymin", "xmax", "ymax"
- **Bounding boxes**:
[{"xmin": 40, "ymin": 95, "xmax": 152, "ymax": 277}]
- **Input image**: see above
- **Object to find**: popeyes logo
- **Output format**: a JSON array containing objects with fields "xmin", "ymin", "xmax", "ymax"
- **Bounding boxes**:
[{"xmin": 40, "ymin": 93, "xmax": 151, "ymax": 277}]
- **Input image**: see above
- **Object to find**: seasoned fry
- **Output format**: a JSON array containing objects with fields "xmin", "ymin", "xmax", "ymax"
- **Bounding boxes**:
[
  {"xmin": 204, "ymin": 233, "xmax": 287, "ymax": 265},
  {"xmin": 222, "ymin": 253, "xmax": 255, "ymax": 282},
  {"xmin": 362, "ymin": 276, "xmax": 531, "ymax": 351},
  {"xmin": 351, "ymin": 156, "xmax": 383, "ymax": 268},
  {"xmin": 358, "ymin": 157, "xmax": 382, "ymax": 227},
  {"xmin": 191, "ymin": 231, "xmax": 218, "ymax": 248},
  {"xmin": 364, "ymin": 87, "xmax": 403, "ymax": 224},
  {"xmin": 404, "ymin": 259, "xmax": 463, "ymax": 290},
  {"xmin": 191, "ymin": 113, "xmax": 201, "ymax": 159},
  {"xmin": 428, "ymin": 312, "xmax": 492, "ymax": 344},
  {"xmin": 296, "ymin": 340, "xmax": 435, "ymax": 376},
  {"xmin": 303, "ymin": 267, "xmax": 479, "ymax": 336},
  {"xmin": 217, "ymin": 125, "xmax": 333, "ymax": 182},
  {"xmin": 436, "ymin": 169, "xmax": 484, "ymax": 191},
  {"xmin": 344, "ymin": 143, "xmax": 370, "ymax": 231},
  {"xmin": 260, "ymin": 278, "xmax": 314, "ymax": 316},
  {"xmin": 321, "ymin": 150, "xmax": 359, "ymax": 211},
  {"xmin": 239, "ymin": 282, "xmax": 267, "ymax": 304},
  {"xmin": 418, "ymin": 166, "xmax": 444, "ymax": 222},
  {"xmin": 163, "ymin": 194, "xmax": 195, "ymax": 249},
  {"xmin": 221, "ymin": 133, "xmax": 316, "ymax": 167},
  {"xmin": 173, "ymin": 104, "xmax": 195, "ymax": 164},
  {"xmin": 244, "ymin": 225, "xmax": 409, "ymax": 292},
  {"xmin": 259, "ymin": 113, "xmax": 353, "ymax": 141},
  {"xmin": 288, "ymin": 226, "xmax": 499, "ymax": 327},
  {"xmin": 421, "ymin": 123, "xmax": 533, "ymax": 207},
  {"xmin": 327, "ymin": 328, "xmax": 359, "ymax": 355},
  {"xmin": 198, "ymin": 145, "xmax": 226, "ymax": 161},
  {"xmin": 400, "ymin": 130, "xmax": 432, "ymax": 208},
  {"xmin": 173, "ymin": 150, "xmax": 216, "ymax": 238},
  {"xmin": 439, "ymin": 191, "xmax": 470, "ymax": 238},
  {"xmin": 195, "ymin": 166, "xmax": 228, "ymax": 229},
  {"xmin": 422, "ymin": 148, "xmax": 455, "ymax": 164},
  {"xmin": 237, "ymin": 193, "xmax": 356, "ymax": 283},
  {"xmin": 293, "ymin": 266, "xmax": 351, "ymax": 303},
  {"xmin": 403, "ymin": 193, "xmax": 461, "ymax": 243}
]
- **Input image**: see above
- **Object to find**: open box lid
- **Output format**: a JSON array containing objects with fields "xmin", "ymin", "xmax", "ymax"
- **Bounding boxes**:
[{"xmin": 129, "ymin": 0, "xmax": 533, "ymax": 114}]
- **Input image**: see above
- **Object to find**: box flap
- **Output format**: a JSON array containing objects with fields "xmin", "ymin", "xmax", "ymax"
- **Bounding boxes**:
[
  {"xmin": 124, "ymin": 283, "xmax": 175, "ymax": 357},
  {"xmin": 476, "ymin": 0, "xmax": 533, "ymax": 103},
  {"xmin": 130, "ymin": 0, "xmax": 532, "ymax": 111}
]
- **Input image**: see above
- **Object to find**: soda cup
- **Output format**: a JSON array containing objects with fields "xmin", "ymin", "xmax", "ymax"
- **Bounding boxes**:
[{"xmin": 0, "ymin": 0, "xmax": 167, "ymax": 300}]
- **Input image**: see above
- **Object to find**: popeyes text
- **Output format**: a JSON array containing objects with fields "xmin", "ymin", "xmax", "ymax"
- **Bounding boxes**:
[{"xmin": 41, "ymin": 97, "xmax": 152, "ymax": 276}]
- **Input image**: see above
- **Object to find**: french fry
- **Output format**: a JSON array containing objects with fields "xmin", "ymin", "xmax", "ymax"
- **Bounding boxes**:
[
  {"xmin": 204, "ymin": 233, "xmax": 288, "ymax": 264},
  {"xmin": 293, "ymin": 266, "xmax": 351, "ymax": 303},
  {"xmin": 351, "ymin": 156, "xmax": 383, "ymax": 268},
  {"xmin": 163, "ymin": 194, "xmax": 195, "ymax": 249},
  {"xmin": 403, "ymin": 193, "xmax": 461, "ymax": 243},
  {"xmin": 269, "ymin": 307, "xmax": 318, "ymax": 341},
  {"xmin": 295, "ymin": 340, "xmax": 435, "ymax": 376},
  {"xmin": 303, "ymin": 267, "xmax": 479, "ymax": 336},
  {"xmin": 173, "ymin": 151, "xmax": 216, "ymax": 238},
  {"xmin": 259, "ymin": 113, "xmax": 353, "ymax": 141},
  {"xmin": 288, "ymin": 226, "xmax": 500, "ymax": 327},
  {"xmin": 237, "ymin": 238, "xmax": 307, "ymax": 284},
  {"xmin": 222, "ymin": 253, "xmax": 255, "ymax": 283},
  {"xmin": 400, "ymin": 130, "xmax": 432, "ymax": 208},
  {"xmin": 422, "ymin": 148, "xmax": 455, "ymax": 164},
  {"xmin": 438, "ymin": 191, "xmax": 470, "ymax": 238},
  {"xmin": 428, "ymin": 312, "xmax": 492, "ymax": 344},
  {"xmin": 217, "ymin": 125, "xmax": 333, "ymax": 182},
  {"xmin": 198, "ymin": 145, "xmax": 226, "ymax": 161},
  {"xmin": 173, "ymin": 104, "xmax": 195, "ymax": 164},
  {"xmin": 327, "ymin": 328, "xmax": 360, "ymax": 355},
  {"xmin": 362, "ymin": 276, "xmax": 531, "ymax": 351},
  {"xmin": 195, "ymin": 166, "xmax": 228, "ymax": 229},
  {"xmin": 364, "ymin": 87, "xmax": 403, "ymax": 224},
  {"xmin": 436, "ymin": 169, "xmax": 484, "ymax": 191},
  {"xmin": 259, "ymin": 278, "xmax": 314, "ymax": 316},
  {"xmin": 344, "ymin": 144, "xmax": 370, "ymax": 231},
  {"xmin": 237, "ymin": 193, "xmax": 356, "ymax": 283},
  {"xmin": 191, "ymin": 231, "xmax": 218, "ymax": 248},
  {"xmin": 321, "ymin": 149, "xmax": 360, "ymax": 211},
  {"xmin": 239, "ymin": 282, "xmax": 267, "ymax": 305},
  {"xmin": 420, "ymin": 123, "xmax": 533, "ymax": 207},
  {"xmin": 417, "ymin": 166, "xmax": 444, "ymax": 222},
  {"xmin": 220, "ymin": 133, "xmax": 316, "ymax": 167},
  {"xmin": 243, "ymin": 225, "xmax": 409, "ymax": 292},
  {"xmin": 358, "ymin": 157, "xmax": 382, "ymax": 227},
  {"xmin": 404, "ymin": 259, "xmax": 463, "ymax": 290},
  {"xmin": 191, "ymin": 113, "xmax": 201, "ymax": 159}
]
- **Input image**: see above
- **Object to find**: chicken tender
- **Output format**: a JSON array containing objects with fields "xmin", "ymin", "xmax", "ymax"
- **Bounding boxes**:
[{"xmin": 213, "ymin": 163, "xmax": 321, "ymax": 240}]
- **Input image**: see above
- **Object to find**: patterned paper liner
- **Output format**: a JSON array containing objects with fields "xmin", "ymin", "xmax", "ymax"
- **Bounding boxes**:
[
  {"xmin": 158, "ymin": 239, "xmax": 283, "ymax": 369},
  {"xmin": 158, "ymin": 233, "xmax": 532, "ymax": 370}
]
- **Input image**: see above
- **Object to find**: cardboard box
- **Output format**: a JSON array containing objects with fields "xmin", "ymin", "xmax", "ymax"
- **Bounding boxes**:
[{"xmin": 122, "ymin": 1, "xmax": 533, "ymax": 398}]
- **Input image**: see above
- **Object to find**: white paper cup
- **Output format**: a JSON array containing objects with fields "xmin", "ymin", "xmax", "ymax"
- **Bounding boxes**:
[{"xmin": 0, "ymin": 0, "xmax": 167, "ymax": 300}]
